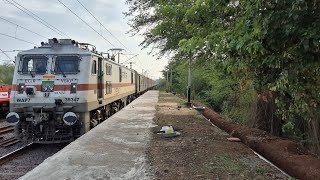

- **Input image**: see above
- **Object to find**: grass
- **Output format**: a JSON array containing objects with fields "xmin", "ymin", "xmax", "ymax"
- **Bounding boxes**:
[
  {"xmin": 215, "ymin": 153, "xmax": 245, "ymax": 173},
  {"xmin": 255, "ymin": 167, "xmax": 267, "ymax": 175}
]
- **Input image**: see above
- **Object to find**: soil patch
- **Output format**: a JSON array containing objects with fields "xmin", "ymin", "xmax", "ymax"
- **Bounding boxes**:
[
  {"xmin": 148, "ymin": 93, "xmax": 287, "ymax": 179},
  {"xmin": 193, "ymin": 101, "xmax": 320, "ymax": 180}
]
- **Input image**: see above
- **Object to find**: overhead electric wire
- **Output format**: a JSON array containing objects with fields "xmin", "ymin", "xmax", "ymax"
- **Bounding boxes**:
[
  {"xmin": 60, "ymin": 0, "xmax": 148, "ymax": 72},
  {"xmin": 0, "ymin": 16, "xmax": 48, "ymax": 39},
  {"xmin": 75, "ymin": 0, "xmax": 129, "ymax": 50},
  {"xmin": 75, "ymin": 0, "xmax": 147, "ymax": 71},
  {"xmin": 5, "ymin": 0, "xmax": 69, "ymax": 38},
  {"xmin": 0, "ymin": 48, "xmax": 14, "ymax": 62},
  {"xmin": 0, "ymin": 32, "xmax": 38, "ymax": 46},
  {"xmin": 10, "ymin": 0, "xmax": 70, "ymax": 38},
  {"xmin": 57, "ymin": 0, "xmax": 114, "ymax": 47}
]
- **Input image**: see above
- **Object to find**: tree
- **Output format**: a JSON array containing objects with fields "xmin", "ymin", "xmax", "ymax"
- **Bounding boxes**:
[
  {"xmin": 126, "ymin": 0, "xmax": 320, "ymax": 154},
  {"xmin": 0, "ymin": 63, "xmax": 15, "ymax": 85}
]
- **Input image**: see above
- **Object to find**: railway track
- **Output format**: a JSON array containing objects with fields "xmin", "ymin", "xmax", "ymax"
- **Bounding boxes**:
[
  {"xmin": 0, "ymin": 126, "xmax": 14, "ymax": 136},
  {"xmin": 0, "ymin": 143, "xmax": 67, "ymax": 179},
  {"xmin": 0, "ymin": 126, "xmax": 19, "ymax": 148},
  {"xmin": 0, "ymin": 143, "xmax": 34, "ymax": 166}
]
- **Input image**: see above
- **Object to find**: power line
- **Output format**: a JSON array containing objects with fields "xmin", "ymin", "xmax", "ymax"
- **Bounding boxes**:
[
  {"xmin": 0, "ymin": 32, "xmax": 38, "ymax": 45},
  {"xmin": 0, "ymin": 48, "xmax": 14, "ymax": 62},
  {"xmin": 135, "ymin": 56, "xmax": 147, "ymax": 70},
  {"xmin": 0, "ymin": 16, "xmax": 48, "ymax": 39},
  {"xmin": 75, "ymin": 0, "xmax": 148, "ymax": 71},
  {"xmin": 5, "ymin": 0, "xmax": 69, "ymax": 38},
  {"xmin": 10, "ymin": 0, "xmax": 70, "ymax": 38},
  {"xmin": 60, "ymin": 0, "xmax": 148, "ymax": 72},
  {"xmin": 75, "ymin": 0, "xmax": 129, "ymax": 51},
  {"xmin": 57, "ymin": 0, "xmax": 114, "ymax": 47}
]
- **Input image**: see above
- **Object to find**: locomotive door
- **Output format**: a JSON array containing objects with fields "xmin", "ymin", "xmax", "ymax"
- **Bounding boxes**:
[{"xmin": 97, "ymin": 58, "xmax": 103, "ymax": 100}]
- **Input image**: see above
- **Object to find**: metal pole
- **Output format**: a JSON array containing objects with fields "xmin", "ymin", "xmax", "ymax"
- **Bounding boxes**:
[
  {"xmin": 118, "ymin": 52, "xmax": 120, "ymax": 64},
  {"xmin": 187, "ymin": 58, "xmax": 192, "ymax": 106},
  {"xmin": 166, "ymin": 70, "xmax": 169, "ymax": 91},
  {"xmin": 170, "ymin": 65, "xmax": 173, "ymax": 92},
  {"xmin": 129, "ymin": 62, "xmax": 132, "ymax": 69}
]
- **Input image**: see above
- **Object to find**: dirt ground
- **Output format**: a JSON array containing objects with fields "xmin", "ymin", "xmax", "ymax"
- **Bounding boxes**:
[{"xmin": 147, "ymin": 92, "xmax": 288, "ymax": 180}]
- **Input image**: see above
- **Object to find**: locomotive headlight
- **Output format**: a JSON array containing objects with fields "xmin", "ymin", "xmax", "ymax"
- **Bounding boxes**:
[
  {"xmin": 70, "ymin": 83, "xmax": 77, "ymax": 94},
  {"xmin": 6, "ymin": 112, "xmax": 20, "ymax": 126},
  {"xmin": 41, "ymin": 81, "xmax": 54, "ymax": 92},
  {"xmin": 63, "ymin": 112, "xmax": 78, "ymax": 125},
  {"xmin": 18, "ymin": 83, "xmax": 25, "ymax": 94}
]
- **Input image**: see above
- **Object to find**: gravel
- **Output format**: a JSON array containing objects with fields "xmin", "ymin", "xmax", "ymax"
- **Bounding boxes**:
[
  {"xmin": 0, "ymin": 143, "xmax": 67, "ymax": 180},
  {"xmin": 0, "ymin": 120, "xmax": 67, "ymax": 180}
]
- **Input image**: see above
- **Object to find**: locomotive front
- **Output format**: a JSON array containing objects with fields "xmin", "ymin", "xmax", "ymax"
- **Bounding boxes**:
[{"xmin": 6, "ymin": 39, "xmax": 91, "ymax": 143}]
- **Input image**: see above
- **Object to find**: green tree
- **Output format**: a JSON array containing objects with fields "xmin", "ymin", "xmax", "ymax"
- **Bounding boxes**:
[
  {"xmin": 0, "ymin": 63, "xmax": 15, "ymax": 85},
  {"xmin": 126, "ymin": 0, "xmax": 320, "ymax": 154}
]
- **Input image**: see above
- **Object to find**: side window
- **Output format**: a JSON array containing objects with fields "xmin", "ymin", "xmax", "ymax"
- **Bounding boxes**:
[
  {"xmin": 92, "ymin": 60, "xmax": 96, "ymax": 74},
  {"xmin": 106, "ymin": 81, "xmax": 112, "ymax": 94},
  {"xmin": 106, "ymin": 64, "xmax": 112, "ymax": 75}
]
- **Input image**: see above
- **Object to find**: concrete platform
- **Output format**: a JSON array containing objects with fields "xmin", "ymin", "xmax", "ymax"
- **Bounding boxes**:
[{"xmin": 20, "ymin": 91, "xmax": 159, "ymax": 180}]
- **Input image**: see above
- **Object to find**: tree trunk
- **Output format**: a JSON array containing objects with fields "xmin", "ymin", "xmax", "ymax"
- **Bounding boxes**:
[{"xmin": 254, "ymin": 91, "xmax": 281, "ymax": 136}]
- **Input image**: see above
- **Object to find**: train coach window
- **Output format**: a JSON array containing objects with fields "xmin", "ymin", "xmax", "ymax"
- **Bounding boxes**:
[
  {"xmin": 131, "ymin": 72, "xmax": 133, "ymax": 84},
  {"xmin": 119, "ymin": 68, "xmax": 122, "ymax": 82},
  {"xmin": 92, "ymin": 60, "xmax": 97, "ymax": 74},
  {"xmin": 106, "ymin": 81, "xmax": 112, "ymax": 94},
  {"xmin": 106, "ymin": 64, "xmax": 112, "ymax": 75},
  {"xmin": 19, "ymin": 55, "xmax": 48, "ymax": 74},
  {"xmin": 54, "ymin": 56, "xmax": 80, "ymax": 74}
]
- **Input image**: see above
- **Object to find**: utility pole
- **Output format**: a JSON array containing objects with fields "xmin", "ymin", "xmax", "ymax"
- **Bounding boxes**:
[
  {"xmin": 108, "ymin": 48, "xmax": 125, "ymax": 64},
  {"xmin": 118, "ymin": 52, "xmax": 120, "ymax": 64},
  {"xmin": 129, "ymin": 62, "xmax": 132, "ymax": 69},
  {"xmin": 187, "ymin": 58, "xmax": 192, "ymax": 106},
  {"xmin": 166, "ymin": 70, "xmax": 169, "ymax": 92},
  {"xmin": 170, "ymin": 65, "xmax": 173, "ymax": 92}
]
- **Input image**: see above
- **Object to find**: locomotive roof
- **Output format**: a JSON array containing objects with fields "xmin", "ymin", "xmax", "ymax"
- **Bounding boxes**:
[
  {"xmin": 17, "ymin": 39, "xmax": 140, "ymax": 74},
  {"xmin": 18, "ymin": 44, "xmax": 92, "ymax": 56},
  {"xmin": 17, "ymin": 39, "xmax": 100, "ymax": 56}
]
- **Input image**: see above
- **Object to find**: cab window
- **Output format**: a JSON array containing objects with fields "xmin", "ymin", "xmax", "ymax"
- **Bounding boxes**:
[
  {"xmin": 19, "ymin": 55, "xmax": 48, "ymax": 74},
  {"xmin": 54, "ymin": 56, "xmax": 80, "ymax": 74}
]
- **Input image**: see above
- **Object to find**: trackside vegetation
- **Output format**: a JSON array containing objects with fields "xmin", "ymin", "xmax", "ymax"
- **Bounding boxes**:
[
  {"xmin": 126, "ymin": 0, "xmax": 320, "ymax": 154},
  {"xmin": 0, "ymin": 63, "xmax": 14, "ymax": 85}
]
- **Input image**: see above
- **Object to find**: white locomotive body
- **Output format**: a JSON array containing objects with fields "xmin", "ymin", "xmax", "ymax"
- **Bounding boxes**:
[{"xmin": 6, "ymin": 39, "xmax": 154, "ymax": 143}]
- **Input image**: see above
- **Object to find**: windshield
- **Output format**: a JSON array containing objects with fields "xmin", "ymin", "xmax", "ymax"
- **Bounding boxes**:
[
  {"xmin": 20, "ymin": 55, "xmax": 48, "ymax": 74},
  {"xmin": 54, "ymin": 56, "xmax": 80, "ymax": 74}
]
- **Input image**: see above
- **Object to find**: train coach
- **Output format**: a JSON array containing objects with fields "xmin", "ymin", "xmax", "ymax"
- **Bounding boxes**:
[{"xmin": 6, "ymin": 38, "xmax": 154, "ymax": 143}]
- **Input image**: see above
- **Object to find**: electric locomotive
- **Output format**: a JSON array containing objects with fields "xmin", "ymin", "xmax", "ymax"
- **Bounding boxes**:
[
  {"xmin": 6, "ymin": 38, "xmax": 154, "ymax": 143},
  {"xmin": 0, "ymin": 85, "xmax": 11, "ymax": 116}
]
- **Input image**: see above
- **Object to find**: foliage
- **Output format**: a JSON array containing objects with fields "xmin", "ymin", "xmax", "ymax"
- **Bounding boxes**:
[
  {"xmin": 126, "ymin": 0, "xmax": 320, "ymax": 153},
  {"xmin": 155, "ymin": 79, "xmax": 168, "ymax": 91},
  {"xmin": 0, "ymin": 63, "xmax": 14, "ymax": 85},
  {"xmin": 222, "ymin": 80, "xmax": 257, "ymax": 125}
]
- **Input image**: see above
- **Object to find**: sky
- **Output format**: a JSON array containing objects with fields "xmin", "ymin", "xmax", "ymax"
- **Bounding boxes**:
[{"xmin": 0, "ymin": 0, "xmax": 168, "ymax": 79}]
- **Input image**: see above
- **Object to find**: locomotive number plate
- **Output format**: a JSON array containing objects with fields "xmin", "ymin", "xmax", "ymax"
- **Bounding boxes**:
[{"xmin": 64, "ymin": 97, "xmax": 79, "ymax": 102}]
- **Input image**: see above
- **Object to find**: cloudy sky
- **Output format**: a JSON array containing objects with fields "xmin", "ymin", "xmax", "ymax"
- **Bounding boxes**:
[{"xmin": 0, "ymin": 0, "xmax": 168, "ymax": 79}]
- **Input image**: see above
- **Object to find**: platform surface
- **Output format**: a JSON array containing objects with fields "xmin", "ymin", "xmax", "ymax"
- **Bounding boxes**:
[{"xmin": 20, "ymin": 90, "xmax": 159, "ymax": 180}]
